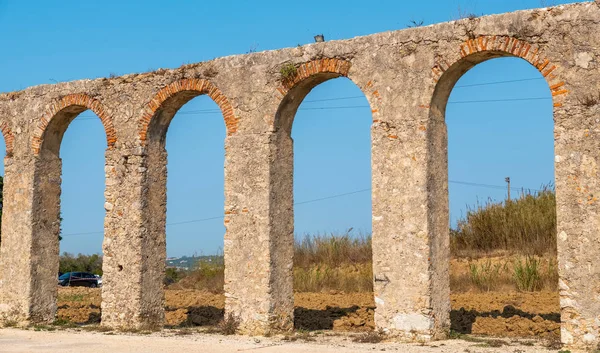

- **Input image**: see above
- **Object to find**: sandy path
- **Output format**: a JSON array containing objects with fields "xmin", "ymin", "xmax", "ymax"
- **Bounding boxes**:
[{"xmin": 0, "ymin": 328, "xmax": 551, "ymax": 353}]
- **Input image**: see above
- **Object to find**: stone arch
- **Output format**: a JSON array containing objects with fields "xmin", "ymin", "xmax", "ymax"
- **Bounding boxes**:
[
  {"xmin": 265, "ymin": 57, "xmax": 378, "ymax": 331},
  {"xmin": 431, "ymin": 36, "xmax": 567, "ymax": 113},
  {"xmin": 276, "ymin": 58, "xmax": 353, "ymax": 95},
  {"xmin": 274, "ymin": 58, "xmax": 361, "ymax": 134},
  {"xmin": 138, "ymin": 78, "xmax": 237, "ymax": 143},
  {"xmin": 426, "ymin": 36, "xmax": 564, "ymax": 339},
  {"xmin": 32, "ymin": 93, "xmax": 116, "ymax": 155},
  {"xmin": 133, "ymin": 78, "xmax": 235, "ymax": 328},
  {"xmin": 0, "ymin": 121, "xmax": 14, "ymax": 157}
]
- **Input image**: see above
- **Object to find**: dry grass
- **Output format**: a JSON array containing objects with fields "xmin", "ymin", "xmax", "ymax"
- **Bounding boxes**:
[
  {"xmin": 294, "ymin": 233, "xmax": 372, "ymax": 268},
  {"xmin": 450, "ymin": 255, "xmax": 558, "ymax": 293},
  {"xmin": 216, "ymin": 313, "xmax": 239, "ymax": 335},
  {"xmin": 293, "ymin": 263, "xmax": 372, "ymax": 293},
  {"xmin": 294, "ymin": 233, "xmax": 372, "ymax": 292},
  {"xmin": 172, "ymin": 233, "xmax": 374, "ymax": 293},
  {"xmin": 168, "ymin": 188, "xmax": 558, "ymax": 294},
  {"xmin": 451, "ymin": 186, "xmax": 556, "ymax": 257}
]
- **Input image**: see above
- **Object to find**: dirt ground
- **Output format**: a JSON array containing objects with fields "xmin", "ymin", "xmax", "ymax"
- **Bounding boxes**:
[
  {"xmin": 57, "ymin": 287, "xmax": 560, "ymax": 339},
  {"xmin": 0, "ymin": 328, "xmax": 550, "ymax": 353}
]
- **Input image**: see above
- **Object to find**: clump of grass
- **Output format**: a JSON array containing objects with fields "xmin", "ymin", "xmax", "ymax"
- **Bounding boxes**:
[
  {"xmin": 578, "ymin": 92, "xmax": 600, "ymax": 107},
  {"xmin": 468, "ymin": 260, "xmax": 506, "ymax": 292},
  {"xmin": 217, "ymin": 313, "xmax": 240, "ymax": 335},
  {"xmin": 3, "ymin": 320, "xmax": 18, "ymax": 328},
  {"xmin": 32, "ymin": 324, "xmax": 56, "ymax": 331},
  {"xmin": 352, "ymin": 329, "xmax": 386, "ymax": 343},
  {"xmin": 513, "ymin": 256, "xmax": 542, "ymax": 292},
  {"xmin": 53, "ymin": 318, "xmax": 76, "ymax": 328},
  {"xmin": 280, "ymin": 63, "xmax": 297, "ymax": 80},
  {"xmin": 543, "ymin": 258, "xmax": 559, "ymax": 291},
  {"xmin": 451, "ymin": 185, "xmax": 556, "ymax": 257},
  {"xmin": 81, "ymin": 325, "xmax": 113, "ymax": 333}
]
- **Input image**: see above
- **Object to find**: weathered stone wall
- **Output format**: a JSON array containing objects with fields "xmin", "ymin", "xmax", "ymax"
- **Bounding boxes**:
[{"xmin": 0, "ymin": 1, "xmax": 598, "ymax": 350}]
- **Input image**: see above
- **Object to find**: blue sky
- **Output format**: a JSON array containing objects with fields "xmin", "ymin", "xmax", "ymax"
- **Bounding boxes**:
[{"xmin": 0, "ymin": 0, "xmax": 573, "ymax": 257}]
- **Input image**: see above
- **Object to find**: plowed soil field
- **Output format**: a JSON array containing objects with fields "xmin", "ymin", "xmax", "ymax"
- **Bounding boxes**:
[{"xmin": 57, "ymin": 287, "xmax": 559, "ymax": 338}]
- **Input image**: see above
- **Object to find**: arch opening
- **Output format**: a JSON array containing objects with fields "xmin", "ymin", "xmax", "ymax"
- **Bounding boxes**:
[
  {"xmin": 31, "ymin": 103, "xmax": 110, "ymax": 325},
  {"xmin": 41, "ymin": 105, "xmax": 89, "ymax": 157},
  {"xmin": 429, "ymin": 53, "xmax": 558, "ymax": 339},
  {"xmin": 275, "ymin": 70, "xmax": 375, "ymax": 332},
  {"xmin": 275, "ymin": 72, "xmax": 343, "ymax": 135},
  {"xmin": 143, "ymin": 86, "xmax": 228, "ymax": 328},
  {"xmin": 33, "ymin": 94, "xmax": 116, "ymax": 157}
]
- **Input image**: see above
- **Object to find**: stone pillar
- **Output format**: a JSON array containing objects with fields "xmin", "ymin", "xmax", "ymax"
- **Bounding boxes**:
[
  {"xmin": 101, "ymin": 146, "xmax": 165, "ymax": 329},
  {"xmin": 223, "ymin": 131, "xmax": 294, "ymax": 334},
  {"xmin": 371, "ymin": 92, "xmax": 450, "ymax": 341},
  {"xmin": 0, "ymin": 153, "xmax": 62, "ymax": 325},
  {"xmin": 555, "ymin": 98, "xmax": 600, "ymax": 349}
]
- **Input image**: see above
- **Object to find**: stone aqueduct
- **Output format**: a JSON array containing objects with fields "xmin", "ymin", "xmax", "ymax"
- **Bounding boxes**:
[{"xmin": 0, "ymin": 1, "xmax": 599, "ymax": 349}]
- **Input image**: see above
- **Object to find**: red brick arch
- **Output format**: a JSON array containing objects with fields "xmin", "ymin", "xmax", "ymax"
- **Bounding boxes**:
[
  {"xmin": 32, "ymin": 93, "xmax": 116, "ymax": 155},
  {"xmin": 276, "ymin": 58, "xmax": 352, "ymax": 97},
  {"xmin": 432, "ymin": 36, "xmax": 568, "ymax": 106},
  {"xmin": 0, "ymin": 121, "xmax": 14, "ymax": 157},
  {"xmin": 139, "ymin": 79, "xmax": 238, "ymax": 142}
]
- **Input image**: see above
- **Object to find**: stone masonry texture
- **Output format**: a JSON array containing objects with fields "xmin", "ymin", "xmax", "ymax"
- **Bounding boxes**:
[{"xmin": 0, "ymin": 2, "xmax": 599, "ymax": 350}]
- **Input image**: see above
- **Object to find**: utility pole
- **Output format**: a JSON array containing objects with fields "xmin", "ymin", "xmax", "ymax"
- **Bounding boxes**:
[{"xmin": 505, "ymin": 177, "xmax": 511, "ymax": 201}]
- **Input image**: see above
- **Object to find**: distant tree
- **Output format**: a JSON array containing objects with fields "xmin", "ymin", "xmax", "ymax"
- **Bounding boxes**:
[{"xmin": 59, "ymin": 253, "xmax": 103, "ymax": 275}]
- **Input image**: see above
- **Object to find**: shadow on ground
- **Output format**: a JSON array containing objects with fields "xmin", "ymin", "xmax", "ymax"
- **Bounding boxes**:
[
  {"xmin": 450, "ymin": 305, "xmax": 560, "ymax": 334},
  {"xmin": 182, "ymin": 306, "xmax": 224, "ymax": 326},
  {"xmin": 294, "ymin": 306, "xmax": 364, "ymax": 330}
]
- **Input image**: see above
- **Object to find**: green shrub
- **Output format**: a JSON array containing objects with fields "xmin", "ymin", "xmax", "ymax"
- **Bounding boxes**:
[
  {"xmin": 280, "ymin": 63, "xmax": 297, "ymax": 80},
  {"xmin": 468, "ymin": 260, "xmax": 506, "ymax": 292},
  {"xmin": 164, "ymin": 267, "xmax": 185, "ymax": 286},
  {"xmin": 513, "ymin": 256, "xmax": 543, "ymax": 292}
]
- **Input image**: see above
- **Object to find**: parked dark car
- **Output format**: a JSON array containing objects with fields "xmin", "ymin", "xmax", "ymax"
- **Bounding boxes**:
[{"xmin": 58, "ymin": 272, "xmax": 99, "ymax": 288}]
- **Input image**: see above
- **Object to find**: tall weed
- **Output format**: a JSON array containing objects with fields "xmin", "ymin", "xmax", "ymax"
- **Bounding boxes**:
[
  {"xmin": 513, "ymin": 256, "xmax": 543, "ymax": 292},
  {"xmin": 468, "ymin": 260, "xmax": 506, "ymax": 291},
  {"xmin": 294, "ymin": 233, "xmax": 372, "ymax": 268},
  {"xmin": 451, "ymin": 185, "xmax": 556, "ymax": 257}
]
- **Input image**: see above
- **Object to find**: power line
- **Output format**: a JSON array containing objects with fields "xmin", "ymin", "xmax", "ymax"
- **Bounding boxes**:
[
  {"xmin": 60, "ymin": 180, "xmax": 543, "ymax": 237},
  {"xmin": 448, "ymin": 97, "xmax": 550, "ymax": 104},
  {"xmin": 454, "ymin": 77, "xmax": 544, "ymax": 88},
  {"xmin": 70, "ymin": 76, "xmax": 549, "ymax": 120},
  {"xmin": 166, "ymin": 215, "xmax": 225, "ymax": 226},
  {"xmin": 303, "ymin": 95, "xmax": 364, "ymax": 103},
  {"xmin": 73, "ymin": 95, "xmax": 551, "ymax": 120},
  {"xmin": 449, "ymin": 180, "xmax": 542, "ymax": 192},
  {"xmin": 61, "ymin": 188, "xmax": 371, "ymax": 237},
  {"xmin": 294, "ymin": 188, "xmax": 371, "ymax": 205}
]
